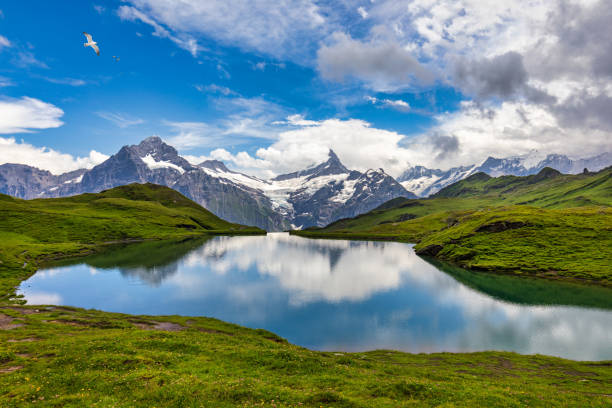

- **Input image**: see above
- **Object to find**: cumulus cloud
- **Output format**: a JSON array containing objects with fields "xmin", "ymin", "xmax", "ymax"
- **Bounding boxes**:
[
  {"xmin": 412, "ymin": 100, "xmax": 612, "ymax": 169},
  {"xmin": 317, "ymin": 32, "xmax": 434, "ymax": 91},
  {"xmin": 0, "ymin": 96, "xmax": 64, "ymax": 133},
  {"xmin": 182, "ymin": 117, "xmax": 414, "ymax": 178},
  {"xmin": 114, "ymin": 0, "xmax": 611, "ymax": 172},
  {"xmin": 182, "ymin": 101, "xmax": 610, "ymax": 179},
  {"xmin": 428, "ymin": 134, "xmax": 460, "ymax": 160},
  {"xmin": 0, "ymin": 137, "xmax": 109, "ymax": 174},
  {"xmin": 455, "ymin": 52, "xmax": 532, "ymax": 100}
]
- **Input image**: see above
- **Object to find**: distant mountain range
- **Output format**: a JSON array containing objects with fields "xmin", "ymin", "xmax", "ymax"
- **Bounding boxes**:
[
  {"xmin": 2, "ymin": 137, "xmax": 609, "ymax": 229},
  {"xmin": 0, "ymin": 137, "xmax": 412, "ymax": 230},
  {"xmin": 398, "ymin": 151, "xmax": 612, "ymax": 197}
]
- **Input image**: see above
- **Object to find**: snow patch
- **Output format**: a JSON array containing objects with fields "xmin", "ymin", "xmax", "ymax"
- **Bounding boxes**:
[
  {"xmin": 141, "ymin": 154, "xmax": 185, "ymax": 174},
  {"xmin": 64, "ymin": 174, "xmax": 83, "ymax": 184}
]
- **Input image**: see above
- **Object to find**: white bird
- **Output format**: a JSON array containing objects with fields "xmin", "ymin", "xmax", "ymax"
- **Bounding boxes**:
[{"xmin": 83, "ymin": 32, "xmax": 99, "ymax": 56}]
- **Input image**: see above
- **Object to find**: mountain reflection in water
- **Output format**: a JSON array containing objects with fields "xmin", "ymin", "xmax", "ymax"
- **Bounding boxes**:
[{"xmin": 20, "ymin": 233, "xmax": 612, "ymax": 361}]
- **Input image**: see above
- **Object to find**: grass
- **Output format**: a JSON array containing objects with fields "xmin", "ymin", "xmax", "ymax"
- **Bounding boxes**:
[
  {"xmin": 1, "ymin": 305, "xmax": 611, "ymax": 407},
  {"xmin": 0, "ymin": 181, "xmax": 611, "ymax": 406},
  {"xmin": 0, "ymin": 183, "xmax": 264, "ymax": 300},
  {"xmin": 293, "ymin": 167, "xmax": 612, "ymax": 286}
]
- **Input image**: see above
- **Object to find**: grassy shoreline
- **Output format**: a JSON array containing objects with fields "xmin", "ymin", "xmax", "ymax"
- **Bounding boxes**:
[
  {"xmin": 2, "ymin": 304, "xmax": 612, "ymax": 407},
  {"xmin": 292, "ymin": 167, "xmax": 612, "ymax": 288},
  {"xmin": 292, "ymin": 206, "xmax": 612, "ymax": 288}
]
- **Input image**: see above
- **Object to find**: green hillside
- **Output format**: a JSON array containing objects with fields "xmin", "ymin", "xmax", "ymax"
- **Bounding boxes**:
[
  {"xmin": 433, "ymin": 167, "xmax": 611, "ymax": 207},
  {"xmin": 0, "ymin": 183, "xmax": 264, "ymax": 300},
  {"xmin": 293, "ymin": 168, "xmax": 612, "ymax": 285}
]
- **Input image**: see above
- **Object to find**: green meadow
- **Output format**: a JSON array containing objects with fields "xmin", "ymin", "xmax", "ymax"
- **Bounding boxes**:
[{"xmin": 0, "ymin": 177, "xmax": 611, "ymax": 407}]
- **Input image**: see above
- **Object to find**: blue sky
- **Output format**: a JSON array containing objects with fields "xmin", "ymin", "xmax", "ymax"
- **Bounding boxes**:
[{"xmin": 0, "ymin": 1, "xmax": 610, "ymax": 177}]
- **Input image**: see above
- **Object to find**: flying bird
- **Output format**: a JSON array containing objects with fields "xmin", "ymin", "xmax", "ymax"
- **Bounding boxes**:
[{"xmin": 82, "ymin": 32, "xmax": 99, "ymax": 55}]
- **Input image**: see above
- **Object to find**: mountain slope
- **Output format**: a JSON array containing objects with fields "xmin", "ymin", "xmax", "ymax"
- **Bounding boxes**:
[
  {"xmin": 308, "ymin": 166, "xmax": 612, "ymax": 233},
  {"xmin": 0, "ymin": 139, "xmax": 414, "ymax": 230},
  {"xmin": 0, "ymin": 182, "xmax": 263, "ymax": 240},
  {"xmin": 398, "ymin": 151, "xmax": 612, "ymax": 197},
  {"xmin": 433, "ymin": 166, "xmax": 612, "ymax": 208},
  {"xmin": 411, "ymin": 206, "xmax": 611, "ymax": 284}
]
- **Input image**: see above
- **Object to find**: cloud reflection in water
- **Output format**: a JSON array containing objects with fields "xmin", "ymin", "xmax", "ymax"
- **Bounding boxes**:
[{"xmin": 19, "ymin": 233, "xmax": 612, "ymax": 360}]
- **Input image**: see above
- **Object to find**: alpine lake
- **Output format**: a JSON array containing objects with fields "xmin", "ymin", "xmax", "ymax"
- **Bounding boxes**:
[{"xmin": 18, "ymin": 233, "xmax": 612, "ymax": 361}]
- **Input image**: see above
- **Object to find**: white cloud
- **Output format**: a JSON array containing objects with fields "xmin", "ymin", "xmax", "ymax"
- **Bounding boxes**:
[
  {"xmin": 0, "ymin": 137, "xmax": 109, "ymax": 175},
  {"xmin": 23, "ymin": 291, "xmax": 62, "ymax": 305},
  {"xmin": 0, "ymin": 96, "xmax": 64, "ymax": 133},
  {"xmin": 12, "ymin": 50, "xmax": 48, "ymax": 69},
  {"xmin": 166, "ymin": 96, "xmax": 289, "ymax": 149},
  {"xmin": 272, "ymin": 114, "xmax": 319, "ymax": 126},
  {"xmin": 409, "ymin": 100, "xmax": 612, "ymax": 169},
  {"xmin": 367, "ymin": 96, "xmax": 410, "ymax": 112},
  {"xmin": 112, "ymin": 1, "xmax": 611, "ymax": 173},
  {"xmin": 194, "ymin": 83, "xmax": 236, "ymax": 96},
  {"xmin": 190, "ymin": 117, "xmax": 413, "ymax": 178},
  {"xmin": 96, "ymin": 111, "xmax": 144, "ymax": 128},
  {"xmin": 0, "ymin": 76, "xmax": 14, "ymax": 87},
  {"xmin": 0, "ymin": 34, "xmax": 10, "ymax": 49},
  {"xmin": 117, "ymin": 5, "xmax": 200, "ymax": 57},
  {"xmin": 180, "ymin": 103, "xmax": 611, "ymax": 178},
  {"xmin": 93, "ymin": 4, "xmax": 105, "ymax": 14},
  {"xmin": 120, "ymin": 0, "xmax": 328, "ymax": 61},
  {"xmin": 43, "ymin": 77, "xmax": 87, "ymax": 87}
]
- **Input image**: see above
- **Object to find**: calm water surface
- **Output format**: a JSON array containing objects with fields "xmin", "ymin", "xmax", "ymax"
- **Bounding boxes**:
[{"xmin": 18, "ymin": 233, "xmax": 612, "ymax": 360}]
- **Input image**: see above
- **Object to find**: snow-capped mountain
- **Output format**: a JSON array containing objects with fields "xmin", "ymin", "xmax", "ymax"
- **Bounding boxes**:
[
  {"xmin": 0, "ymin": 137, "xmax": 414, "ymax": 230},
  {"xmin": 194, "ymin": 148, "xmax": 415, "ymax": 228},
  {"xmin": 398, "ymin": 165, "xmax": 478, "ymax": 197},
  {"xmin": 398, "ymin": 151, "xmax": 612, "ymax": 197}
]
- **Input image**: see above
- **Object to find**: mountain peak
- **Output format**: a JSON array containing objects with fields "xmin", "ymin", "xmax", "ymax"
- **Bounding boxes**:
[
  {"xmin": 328, "ymin": 149, "xmax": 340, "ymax": 161},
  {"xmin": 141, "ymin": 135, "xmax": 163, "ymax": 144},
  {"xmin": 272, "ymin": 149, "xmax": 349, "ymax": 181},
  {"xmin": 199, "ymin": 159, "xmax": 231, "ymax": 173},
  {"xmin": 132, "ymin": 136, "xmax": 184, "ymax": 159},
  {"xmin": 532, "ymin": 166, "xmax": 562, "ymax": 181}
]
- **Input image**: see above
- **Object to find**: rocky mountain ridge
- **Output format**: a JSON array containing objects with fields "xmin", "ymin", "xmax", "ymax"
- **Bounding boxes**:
[
  {"xmin": 0, "ymin": 137, "xmax": 413, "ymax": 230},
  {"xmin": 398, "ymin": 151, "xmax": 612, "ymax": 197}
]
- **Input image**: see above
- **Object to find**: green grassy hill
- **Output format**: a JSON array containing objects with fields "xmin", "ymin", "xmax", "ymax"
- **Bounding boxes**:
[
  {"xmin": 433, "ymin": 166, "xmax": 611, "ymax": 208},
  {"xmin": 0, "ymin": 183, "xmax": 264, "ymax": 300},
  {"xmin": 294, "ymin": 167, "xmax": 612, "ymax": 285}
]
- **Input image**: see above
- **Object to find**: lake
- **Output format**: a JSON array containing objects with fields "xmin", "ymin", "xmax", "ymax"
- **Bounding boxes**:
[{"xmin": 18, "ymin": 233, "xmax": 612, "ymax": 361}]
